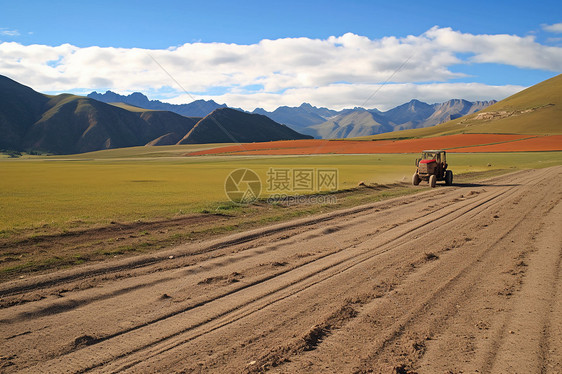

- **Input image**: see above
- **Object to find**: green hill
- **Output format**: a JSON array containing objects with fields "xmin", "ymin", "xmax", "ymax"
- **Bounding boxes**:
[
  {"xmin": 20, "ymin": 94, "xmax": 202, "ymax": 154},
  {"xmin": 0, "ymin": 75, "xmax": 49, "ymax": 150},
  {"xmin": 23, "ymin": 95, "xmax": 150, "ymax": 154},
  {"xmin": 178, "ymin": 108, "xmax": 313, "ymax": 144},
  {"xmin": 109, "ymin": 102, "xmax": 154, "ymax": 112},
  {"xmin": 358, "ymin": 74, "xmax": 562, "ymax": 140}
]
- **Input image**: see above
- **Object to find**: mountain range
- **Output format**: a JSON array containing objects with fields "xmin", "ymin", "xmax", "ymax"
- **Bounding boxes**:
[
  {"xmin": 253, "ymin": 99, "xmax": 495, "ymax": 138},
  {"xmin": 88, "ymin": 91, "xmax": 228, "ymax": 117},
  {"xmin": 361, "ymin": 73, "xmax": 561, "ymax": 140},
  {"xmin": 0, "ymin": 75, "xmax": 311, "ymax": 154},
  {"xmin": 89, "ymin": 90, "xmax": 495, "ymax": 139}
]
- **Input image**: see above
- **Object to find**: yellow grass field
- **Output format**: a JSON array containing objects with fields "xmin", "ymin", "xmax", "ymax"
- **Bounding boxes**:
[{"xmin": 1, "ymin": 150, "xmax": 562, "ymax": 234}]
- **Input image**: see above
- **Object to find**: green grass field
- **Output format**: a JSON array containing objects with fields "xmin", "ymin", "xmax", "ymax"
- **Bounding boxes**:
[{"xmin": 1, "ymin": 149, "xmax": 562, "ymax": 234}]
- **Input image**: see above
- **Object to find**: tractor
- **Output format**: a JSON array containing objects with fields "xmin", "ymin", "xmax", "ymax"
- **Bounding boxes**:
[{"xmin": 413, "ymin": 150, "xmax": 453, "ymax": 188}]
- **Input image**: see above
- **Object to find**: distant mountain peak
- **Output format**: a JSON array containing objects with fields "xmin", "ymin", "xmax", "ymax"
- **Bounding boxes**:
[
  {"xmin": 87, "ymin": 91, "xmax": 226, "ymax": 117},
  {"xmin": 407, "ymin": 99, "xmax": 429, "ymax": 107},
  {"xmin": 129, "ymin": 92, "xmax": 149, "ymax": 100},
  {"xmin": 177, "ymin": 106, "xmax": 312, "ymax": 144}
]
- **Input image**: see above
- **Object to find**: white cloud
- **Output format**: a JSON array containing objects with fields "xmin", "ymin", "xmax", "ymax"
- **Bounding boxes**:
[
  {"xmin": 0, "ymin": 26, "xmax": 559, "ymax": 110},
  {"xmin": 543, "ymin": 23, "xmax": 562, "ymax": 33},
  {"xmin": 0, "ymin": 28, "xmax": 20, "ymax": 36},
  {"xmin": 170, "ymin": 82, "xmax": 524, "ymax": 111}
]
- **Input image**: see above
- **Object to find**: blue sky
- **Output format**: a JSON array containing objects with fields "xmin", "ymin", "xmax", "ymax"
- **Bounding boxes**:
[{"xmin": 1, "ymin": 0, "xmax": 561, "ymax": 110}]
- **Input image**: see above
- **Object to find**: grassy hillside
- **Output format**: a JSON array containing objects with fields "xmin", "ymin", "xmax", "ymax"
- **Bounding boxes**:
[
  {"xmin": 178, "ymin": 107, "xmax": 313, "ymax": 144},
  {"xmin": 138, "ymin": 111, "xmax": 200, "ymax": 145},
  {"xmin": 357, "ymin": 74, "xmax": 562, "ymax": 140},
  {"xmin": 0, "ymin": 75, "xmax": 49, "ymax": 150},
  {"xmin": 21, "ymin": 95, "xmax": 205, "ymax": 154},
  {"xmin": 110, "ymin": 102, "xmax": 202, "ymax": 145},
  {"xmin": 23, "ymin": 95, "xmax": 155, "ymax": 154},
  {"xmin": 109, "ymin": 102, "xmax": 154, "ymax": 112}
]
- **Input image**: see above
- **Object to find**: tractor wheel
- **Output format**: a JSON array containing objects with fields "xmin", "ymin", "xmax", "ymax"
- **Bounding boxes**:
[
  {"xmin": 429, "ymin": 175, "xmax": 436, "ymax": 188},
  {"xmin": 412, "ymin": 173, "xmax": 421, "ymax": 186},
  {"xmin": 445, "ymin": 170, "xmax": 453, "ymax": 186}
]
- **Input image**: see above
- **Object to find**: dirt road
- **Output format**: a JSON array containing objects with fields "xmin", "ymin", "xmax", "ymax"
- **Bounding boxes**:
[{"xmin": 1, "ymin": 166, "xmax": 561, "ymax": 373}]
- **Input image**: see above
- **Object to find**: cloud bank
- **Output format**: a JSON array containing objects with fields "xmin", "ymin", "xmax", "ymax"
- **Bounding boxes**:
[{"xmin": 0, "ymin": 26, "xmax": 559, "ymax": 110}]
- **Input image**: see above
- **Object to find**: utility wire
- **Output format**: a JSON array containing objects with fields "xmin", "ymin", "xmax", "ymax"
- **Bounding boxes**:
[
  {"xmin": 360, "ymin": 52, "xmax": 415, "ymax": 109},
  {"xmin": 147, "ymin": 53, "xmax": 245, "ymax": 148}
]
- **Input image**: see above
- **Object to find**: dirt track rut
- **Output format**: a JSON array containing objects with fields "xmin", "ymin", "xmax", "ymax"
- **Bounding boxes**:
[{"xmin": 1, "ymin": 166, "xmax": 561, "ymax": 373}]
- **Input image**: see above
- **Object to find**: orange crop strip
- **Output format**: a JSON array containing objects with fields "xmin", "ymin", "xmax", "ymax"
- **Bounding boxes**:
[{"xmin": 187, "ymin": 134, "xmax": 545, "ymax": 156}]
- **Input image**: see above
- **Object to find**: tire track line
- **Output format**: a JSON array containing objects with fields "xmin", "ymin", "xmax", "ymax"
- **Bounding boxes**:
[
  {"xmin": 259, "ymin": 167, "xmax": 558, "ymax": 372},
  {"xmin": 354, "ymin": 188, "xmax": 552, "ymax": 372}
]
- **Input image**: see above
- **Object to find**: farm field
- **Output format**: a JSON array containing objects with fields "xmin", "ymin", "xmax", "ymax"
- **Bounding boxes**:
[
  {"xmin": 2, "ymin": 150, "xmax": 562, "ymax": 234},
  {"xmin": 0, "ymin": 152, "xmax": 422, "ymax": 280},
  {"xmin": 1, "ymin": 146, "xmax": 561, "ymax": 280},
  {"xmin": 188, "ymin": 134, "xmax": 562, "ymax": 156}
]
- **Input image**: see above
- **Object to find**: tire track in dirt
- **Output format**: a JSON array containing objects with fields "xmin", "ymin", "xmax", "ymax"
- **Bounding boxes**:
[
  {"xmin": 358, "ymin": 167, "xmax": 560, "ymax": 372},
  {"xmin": 191, "ymin": 166, "xmax": 558, "ymax": 373},
  {"xmin": 483, "ymin": 197, "xmax": 562, "ymax": 373},
  {"xmin": 1, "ymin": 171, "xmax": 544, "ymax": 372},
  {"xmin": 74, "ymin": 170, "xmax": 553, "ymax": 372},
  {"xmin": 267, "ymin": 167, "xmax": 557, "ymax": 373},
  {"xmin": 2, "ymin": 186, "xmax": 496, "ymax": 370},
  {"xmin": 1, "ymin": 167, "xmax": 559, "ymax": 373}
]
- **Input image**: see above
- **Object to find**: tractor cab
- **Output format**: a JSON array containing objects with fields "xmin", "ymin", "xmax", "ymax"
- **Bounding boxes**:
[{"xmin": 418, "ymin": 150, "xmax": 446, "ymax": 165}]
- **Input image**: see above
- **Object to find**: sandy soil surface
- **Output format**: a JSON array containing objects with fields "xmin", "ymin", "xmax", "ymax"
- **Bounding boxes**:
[{"xmin": 1, "ymin": 166, "xmax": 561, "ymax": 373}]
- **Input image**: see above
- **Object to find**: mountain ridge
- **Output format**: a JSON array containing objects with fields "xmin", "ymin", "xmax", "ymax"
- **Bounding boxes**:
[
  {"xmin": 1, "ymin": 75, "xmax": 311, "ymax": 154},
  {"xmin": 88, "ymin": 91, "xmax": 228, "ymax": 117},
  {"xmin": 87, "ymin": 90, "xmax": 497, "ymax": 139},
  {"xmin": 357, "ymin": 73, "xmax": 562, "ymax": 140},
  {"xmin": 178, "ymin": 108, "xmax": 312, "ymax": 144},
  {"xmin": 301, "ymin": 99, "xmax": 496, "ymax": 138}
]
